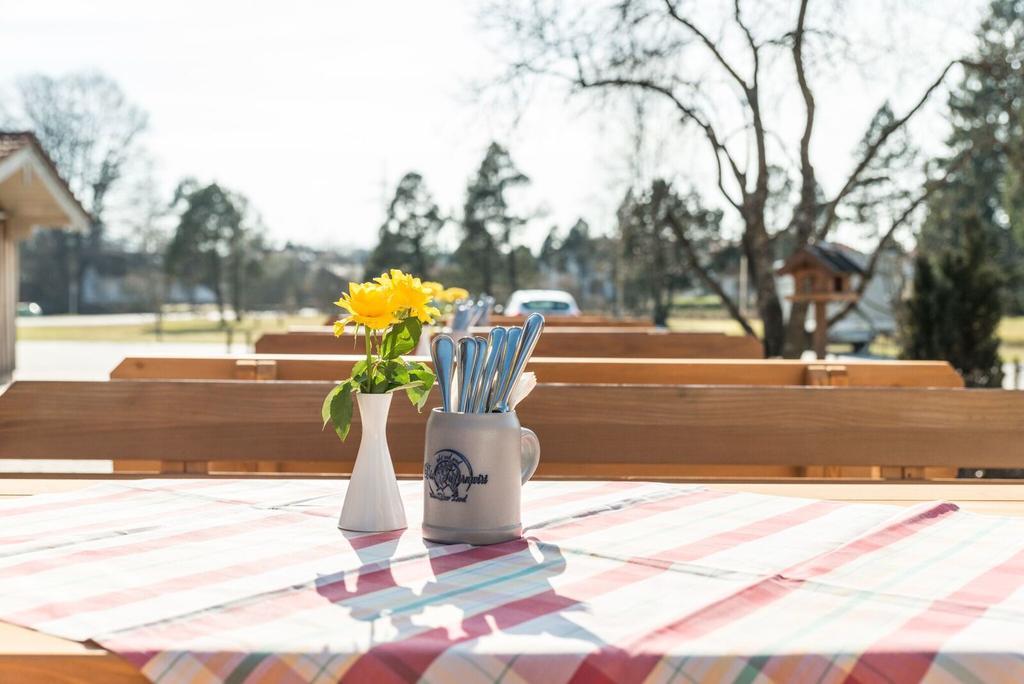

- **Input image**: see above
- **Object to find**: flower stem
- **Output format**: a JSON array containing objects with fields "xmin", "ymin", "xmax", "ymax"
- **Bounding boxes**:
[{"xmin": 364, "ymin": 325, "xmax": 373, "ymax": 393}]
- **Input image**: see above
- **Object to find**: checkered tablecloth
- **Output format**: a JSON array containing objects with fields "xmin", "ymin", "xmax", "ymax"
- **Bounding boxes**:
[{"xmin": 3, "ymin": 479, "xmax": 1024, "ymax": 683}]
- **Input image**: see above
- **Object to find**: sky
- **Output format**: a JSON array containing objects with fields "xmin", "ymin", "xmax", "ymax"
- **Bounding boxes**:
[{"xmin": 0, "ymin": 0, "xmax": 988, "ymax": 253}]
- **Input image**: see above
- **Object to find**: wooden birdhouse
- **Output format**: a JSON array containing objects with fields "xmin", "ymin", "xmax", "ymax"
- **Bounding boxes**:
[{"xmin": 777, "ymin": 243, "xmax": 864, "ymax": 359}]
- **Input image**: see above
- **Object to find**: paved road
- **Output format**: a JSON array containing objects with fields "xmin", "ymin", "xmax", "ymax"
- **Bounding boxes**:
[
  {"xmin": 17, "ymin": 312, "xmax": 199, "ymax": 327},
  {"xmin": 16, "ymin": 310, "xmax": 317, "ymax": 327},
  {"xmin": 14, "ymin": 341, "xmax": 247, "ymax": 380}
]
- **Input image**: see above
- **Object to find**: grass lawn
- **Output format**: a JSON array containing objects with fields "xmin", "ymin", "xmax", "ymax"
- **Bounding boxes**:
[
  {"xmin": 669, "ymin": 315, "xmax": 763, "ymax": 336},
  {"xmin": 19, "ymin": 309, "xmax": 1024, "ymax": 362},
  {"xmin": 670, "ymin": 310, "xmax": 1024, "ymax": 361},
  {"xmin": 16, "ymin": 313, "xmax": 326, "ymax": 344},
  {"xmin": 999, "ymin": 318, "xmax": 1024, "ymax": 362}
]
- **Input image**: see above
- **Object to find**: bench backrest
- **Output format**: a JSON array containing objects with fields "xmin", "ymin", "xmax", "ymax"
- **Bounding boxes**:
[
  {"xmin": 488, "ymin": 315, "xmax": 652, "ymax": 327},
  {"xmin": 256, "ymin": 328, "xmax": 764, "ymax": 359},
  {"xmin": 0, "ymin": 380, "xmax": 1012, "ymax": 480},
  {"xmin": 324, "ymin": 315, "xmax": 654, "ymax": 328},
  {"xmin": 110, "ymin": 354, "xmax": 964, "ymax": 388}
]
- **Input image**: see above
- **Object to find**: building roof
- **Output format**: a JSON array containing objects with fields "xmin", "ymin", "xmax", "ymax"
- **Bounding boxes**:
[
  {"xmin": 0, "ymin": 131, "xmax": 89, "ymax": 234},
  {"xmin": 807, "ymin": 242, "xmax": 864, "ymax": 274},
  {"xmin": 0, "ymin": 131, "xmax": 79, "ymax": 198},
  {"xmin": 778, "ymin": 242, "xmax": 865, "ymax": 276},
  {"xmin": 0, "ymin": 132, "xmax": 34, "ymax": 163}
]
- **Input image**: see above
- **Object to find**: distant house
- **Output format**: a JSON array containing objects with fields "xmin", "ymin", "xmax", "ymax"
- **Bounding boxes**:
[
  {"xmin": 79, "ymin": 251, "xmax": 217, "ymax": 310},
  {"xmin": 0, "ymin": 132, "xmax": 89, "ymax": 382}
]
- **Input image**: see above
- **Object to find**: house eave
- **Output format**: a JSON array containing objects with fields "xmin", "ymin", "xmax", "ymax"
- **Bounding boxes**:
[{"xmin": 0, "ymin": 144, "xmax": 90, "ymax": 233}]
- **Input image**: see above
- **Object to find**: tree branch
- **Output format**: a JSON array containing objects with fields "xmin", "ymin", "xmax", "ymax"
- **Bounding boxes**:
[
  {"xmin": 734, "ymin": 0, "xmax": 760, "ymax": 83},
  {"xmin": 791, "ymin": 0, "xmax": 817, "ymax": 248},
  {"xmin": 576, "ymin": 73, "xmax": 745, "ymax": 208},
  {"xmin": 818, "ymin": 59, "xmax": 961, "ymax": 240},
  {"xmin": 825, "ymin": 196, "xmax": 926, "ymax": 327},
  {"xmin": 662, "ymin": 0, "xmax": 765, "ymax": 192},
  {"xmin": 826, "ymin": 153, "xmax": 967, "ymax": 327},
  {"xmin": 664, "ymin": 211, "xmax": 759, "ymax": 338},
  {"xmin": 664, "ymin": 0, "xmax": 749, "ymax": 89}
]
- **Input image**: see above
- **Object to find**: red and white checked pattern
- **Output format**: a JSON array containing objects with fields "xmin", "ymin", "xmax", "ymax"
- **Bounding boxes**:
[{"xmin": 3, "ymin": 479, "xmax": 1024, "ymax": 683}]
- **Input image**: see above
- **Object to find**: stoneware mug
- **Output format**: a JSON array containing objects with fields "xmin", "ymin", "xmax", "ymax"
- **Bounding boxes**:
[{"xmin": 422, "ymin": 408, "xmax": 540, "ymax": 545}]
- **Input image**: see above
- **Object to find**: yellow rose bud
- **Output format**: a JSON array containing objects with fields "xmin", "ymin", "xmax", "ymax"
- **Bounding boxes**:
[
  {"xmin": 422, "ymin": 281, "xmax": 445, "ymax": 299},
  {"xmin": 440, "ymin": 287, "xmax": 469, "ymax": 303}
]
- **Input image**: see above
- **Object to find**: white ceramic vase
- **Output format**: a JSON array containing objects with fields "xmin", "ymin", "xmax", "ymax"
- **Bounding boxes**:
[{"xmin": 338, "ymin": 392, "xmax": 407, "ymax": 532}]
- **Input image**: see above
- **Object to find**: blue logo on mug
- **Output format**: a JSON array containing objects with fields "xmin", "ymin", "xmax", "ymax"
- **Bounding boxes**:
[{"xmin": 425, "ymin": 448, "xmax": 488, "ymax": 503}]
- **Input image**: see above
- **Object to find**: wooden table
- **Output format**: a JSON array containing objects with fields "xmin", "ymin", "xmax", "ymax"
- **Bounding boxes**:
[{"xmin": 4, "ymin": 477, "xmax": 1024, "ymax": 683}]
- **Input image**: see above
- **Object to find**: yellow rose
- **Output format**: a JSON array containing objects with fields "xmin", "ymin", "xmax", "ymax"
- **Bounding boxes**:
[
  {"xmin": 422, "ymin": 281, "xmax": 445, "ymax": 300},
  {"xmin": 374, "ymin": 269, "xmax": 441, "ymax": 323},
  {"xmin": 440, "ymin": 287, "xmax": 469, "ymax": 303},
  {"xmin": 334, "ymin": 282, "xmax": 399, "ymax": 331}
]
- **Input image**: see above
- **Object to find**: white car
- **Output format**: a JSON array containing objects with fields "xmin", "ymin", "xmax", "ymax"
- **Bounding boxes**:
[
  {"xmin": 16, "ymin": 302, "xmax": 43, "ymax": 317},
  {"xmin": 504, "ymin": 290, "xmax": 580, "ymax": 317}
]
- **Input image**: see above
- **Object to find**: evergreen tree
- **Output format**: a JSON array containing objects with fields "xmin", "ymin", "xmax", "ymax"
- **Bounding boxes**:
[
  {"xmin": 456, "ymin": 142, "xmax": 529, "ymax": 296},
  {"xmin": 536, "ymin": 220, "xmax": 621, "ymax": 310},
  {"xmin": 560, "ymin": 219, "xmax": 596, "ymax": 308},
  {"xmin": 901, "ymin": 218, "xmax": 1004, "ymax": 388},
  {"xmin": 538, "ymin": 225, "xmax": 563, "ymax": 271},
  {"xmin": 617, "ymin": 181, "xmax": 721, "ymax": 326},
  {"xmin": 511, "ymin": 245, "xmax": 540, "ymax": 292},
  {"xmin": 537, "ymin": 219, "xmax": 598, "ymax": 307},
  {"xmin": 165, "ymin": 180, "xmax": 264, "ymax": 324},
  {"xmin": 920, "ymin": 0, "xmax": 1024, "ymax": 310},
  {"xmin": 364, "ymin": 172, "xmax": 443, "ymax": 280},
  {"xmin": 618, "ymin": 184, "xmax": 679, "ymax": 326}
]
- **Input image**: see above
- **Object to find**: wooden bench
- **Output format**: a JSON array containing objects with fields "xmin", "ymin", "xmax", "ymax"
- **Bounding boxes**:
[
  {"xmin": 2, "ymin": 379, "xmax": 1010, "ymax": 481},
  {"xmin": 487, "ymin": 315, "xmax": 652, "ymax": 327},
  {"xmin": 256, "ymin": 327, "xmax": 764, "ymax": 358},
  {"xmin": 324, "ymin": 315, "xmax": 655, "ymax": 328},
  {"xmin": 108, "ymin": 355, "xmax": 964, "ymax": 479},
  {"xmin": 111, "ymin": 354, "xmax": 964, "ymax": 389}
]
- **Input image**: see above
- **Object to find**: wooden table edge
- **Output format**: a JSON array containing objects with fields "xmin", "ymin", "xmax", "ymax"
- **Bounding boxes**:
[{"xmin": 0, "ymin": 622, "xmax": 145, "ymax": 683}]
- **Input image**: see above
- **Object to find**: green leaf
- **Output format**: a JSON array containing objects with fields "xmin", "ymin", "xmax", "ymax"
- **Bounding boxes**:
[
  {"xmin": 321, "ymin": 384, "xmax": 342, "ymax": 429},
  {"xmin": 380, "ymin": 318, "xmax": 422, "ymax": 360},
  {"xmin": 365, "ymin": 360, "xmax": 392, "ymax": 393},
  {"xmin": 322, "ymin": 380, "xmax": 355, "ymax": 442},
  {"xmin": 350, "ymin": 360, "xmax": 370, "ymax": 389},
  {"xmin": 404, "ymin": 362, "xmax": 436, "ymax": 410},
  {"xmin": 405, "ymin": 317, "xmax": 423, "ymax": 346},
  {"xmin": 386, "ymin": 362, "xmax": 410, "ymax": 389}
]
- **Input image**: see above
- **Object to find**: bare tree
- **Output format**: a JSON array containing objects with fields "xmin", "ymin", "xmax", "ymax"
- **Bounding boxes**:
[
  {"xmin": 486, "ymin": 0, "xmax": 966, "ymax": 356},
  {"xmin": 122, "ymin": 164, "xmax": 171, "ymax": 338},
  {"xmin": 8, "ymin": 72, "xmax": 148, "ymax": 312}
]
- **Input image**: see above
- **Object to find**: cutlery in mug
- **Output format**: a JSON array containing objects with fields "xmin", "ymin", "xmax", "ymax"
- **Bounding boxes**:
[
  {"xmin": 430, "ymin": 334, "xmax": 456, "ymax": 413},
  {"xmin": 496, "ymin": 313, "xmax": 544, "ymax": 413}
]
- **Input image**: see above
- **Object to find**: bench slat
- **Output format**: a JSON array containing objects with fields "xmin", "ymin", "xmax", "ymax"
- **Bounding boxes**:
[
  {"xmin": 110, "ymin": 355, "xmax": 964, "ymax": 388},
  {"xmin": 1, "ymin": 381, "xmax": 1015, "ymax": 472},
  {"xmin": 255, "ymin": 329, "xmax": 764, "ymax": 358}
]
